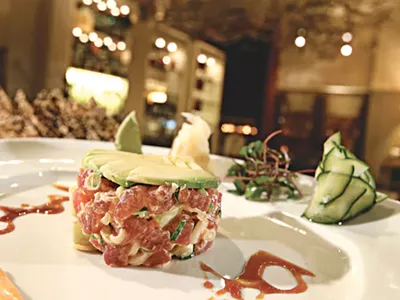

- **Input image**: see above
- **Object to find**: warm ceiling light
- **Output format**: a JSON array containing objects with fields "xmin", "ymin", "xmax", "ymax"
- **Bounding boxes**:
[
  {"xmin": 72, "ymin": 27, "xmax": 82, "ymax": 37},
  {"xmin": 120, "ymin": 5, "xmax": 130, "ymax": 15},
  {"xmin": 89, "ymin": 32, "xmax": 98, "ymax": 42},
  {"xmin": 93, "ymin": 0, "xmax": 101, "ymax": 3},
  {"xmin": 341, "ymin": 44, "xmax": 352, "ymax": 56},
  {"xmin": 111, "ymin": 7, "xmax": 120, "ymax": 16},
  {"xmin": 97, "ymin": 2, "xmax": 107, "ymax": 11},
  {"xmin": 155, "ymin": 37, "xmax": 166, "ymax": 49},
  {"xmin": 147, "ymin": 92, "xmax": 167, "ymax": 104},
  {"xmin": 295, "ymin": 36, "xmax": 306, "ymax": 48},
  {"xmin": 167, "ymin": 42, "xmax": 177, "ymax": 52},
  {"xmin": 94, "ymin": 38, "xmax": 103, "ymax": 47},
  {"xmin": 79, "ymin": 34, "xmax": 89, "ymax": 43},
  {"xmin": 251, "ymin": 127, "xmax": 258, "ymax": 136},
  {"xmin": 221, "ymin": 123, "xmax": 235, "ymax": 133},
  {"xmin": 108, "ymin": 42, "xmax": 117, "ymax": 51},
  {"xmin": 83, "ymin": 0, "xmax": 93, "ymax": 5},
  {"xmin": 242, "ymin": 125, "xmax": 252, "ymax": 135},
  {"xmin": 106, "ymin": 0, "xmax": 116, "ymax": 9},
  {"xmin": 103, "ymin": 37, "xmax": 113, "ymax": 46},
  {"xmin": 162, "ymin": 56, "xmax": 171, "ymax": 65},
  {"xmin": 197, "ymin": 54, "xmax": 207, "ymax": 64},
  {"xmin": 117, "ymin": 41, "xmax": 126, "ymax": 51},
  {"xmin": 342, "ymin": 32, "xmax": 353, "ymax": 43},
  {"xmin": 206, "ymin": 57, "xmax": 216, "ymax": 67}
]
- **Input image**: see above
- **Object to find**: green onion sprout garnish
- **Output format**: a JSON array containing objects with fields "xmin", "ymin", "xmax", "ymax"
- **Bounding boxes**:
[
  {"xmin": 173, "ymin": 188, "xmax": 180, "ymax": 201},
  {"xmin": 225, "ymin": 130, "xmax": 313, "ymax": 201},
  {"xmin": 90, "ymin": 234, "xmax": 104, "ymax": 244},
  {"xmin": 170, "ymin": 220, "xmax": 186, "ymax": 241}
]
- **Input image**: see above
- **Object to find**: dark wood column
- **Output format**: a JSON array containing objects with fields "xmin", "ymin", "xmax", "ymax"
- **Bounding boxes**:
[{"xmin": 261, "ymin": 29, "xmax": 280, "ymax": 137}]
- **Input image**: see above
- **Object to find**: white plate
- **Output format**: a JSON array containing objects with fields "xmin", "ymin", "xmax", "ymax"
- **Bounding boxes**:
[{"xmin": 0, "ymin": 138, "xmax": 399, "ymax": 300}]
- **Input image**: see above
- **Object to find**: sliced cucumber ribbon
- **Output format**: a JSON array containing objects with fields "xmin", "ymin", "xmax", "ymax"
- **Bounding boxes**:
[{"xmin": 305, "ymin": 132, "xmax": 388, "ymax": 224}]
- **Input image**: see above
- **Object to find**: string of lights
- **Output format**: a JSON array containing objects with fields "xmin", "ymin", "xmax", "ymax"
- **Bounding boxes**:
[
  {"xmin": 221, "ymin": 123, "xmax": 258, "ymax": 136},
  {"xmin": 82, "ymin": 0, "xmax": 130, "ymax": 16},
  {"xmin": 72, "ymin": 27, "xmax": 127, "ymax": 51},
  {"xmin": 72, "ymin": 0, "xmax": 132, "ymax": 51}
]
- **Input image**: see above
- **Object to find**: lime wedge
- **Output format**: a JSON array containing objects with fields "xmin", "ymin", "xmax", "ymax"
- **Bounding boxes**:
[{"xmin": 115, "ymin": 111, "xmax": 142, "ymax": 154}]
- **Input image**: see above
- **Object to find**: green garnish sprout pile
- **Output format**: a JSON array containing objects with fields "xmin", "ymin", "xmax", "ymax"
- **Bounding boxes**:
[{"xmin": 226, "ymin": 130, "xmax": 304, "ymax": 201}]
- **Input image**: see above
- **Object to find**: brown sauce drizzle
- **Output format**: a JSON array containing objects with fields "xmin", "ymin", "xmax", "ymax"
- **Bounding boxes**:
[
  {"xmin": 201, "ymin": 263, "xmax": 215, "ymax": 290},
  {"xmin": 52, "ymin": 184, "xmax": 70, "ymax": 192},
  {"xmin": 200, "ymin": 250, "xmax": 315, "ymax": 300},
  {"xmin": 203, "ymin": 281, "xmax": 214, "ymax": 289},
  {"xmin": 0, "ymin": 184, "xmax": 69, "ymax": 235}
]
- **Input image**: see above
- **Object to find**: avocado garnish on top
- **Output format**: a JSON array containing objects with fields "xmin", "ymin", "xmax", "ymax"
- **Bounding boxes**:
[
  {"xmin": 82, "ymin": 149, "xmax": 220, "ymax": 189},
  {"xmin": 115, "ymin": 111, "xmax": 142, "ymax": 154}
]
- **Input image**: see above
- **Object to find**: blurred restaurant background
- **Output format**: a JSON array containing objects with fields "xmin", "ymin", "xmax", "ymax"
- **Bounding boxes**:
[{"xmin": 1, "ymin": 0, "xmax": 400, "ymax": 197}]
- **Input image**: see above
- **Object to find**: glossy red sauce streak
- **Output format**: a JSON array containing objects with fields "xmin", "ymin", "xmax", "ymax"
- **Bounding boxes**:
[
  {"xmin": 200, "ymin": 250, "xmax": 315, "ymax": 300},
  {"xmin": 203, "ymin": 281, "xmax": 214, "ymax": 289},
  {"xmin": 0, "ymin": 184, "xmax": 69, "ymax": 235},
  {"xmin": 52, "ymin": 184, "xmax": 70, "ymax": 192}
]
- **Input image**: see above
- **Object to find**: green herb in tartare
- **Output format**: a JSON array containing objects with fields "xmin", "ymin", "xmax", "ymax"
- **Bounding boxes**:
[{"xmin": 170, "ymin": 220, "xmax": 186, "ymax": 241}]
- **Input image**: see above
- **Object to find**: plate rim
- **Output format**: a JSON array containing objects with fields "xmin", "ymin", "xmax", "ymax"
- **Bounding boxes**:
[{"xmin": 1, "ymin": 138, "xmax": 400, "ymax": 300}]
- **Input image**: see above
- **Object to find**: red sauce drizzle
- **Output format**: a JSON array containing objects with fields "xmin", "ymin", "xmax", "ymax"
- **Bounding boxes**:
[
  {"xmin": 201, "ymin": 262, "xmax": 215, "ymax": 291},
  {"xmin": 52, "ymin": 184, "xmax": 70, "ymax": 192},
  {"xmin": 203, "ymin": 281, "xmax": 214, "ymax": 289},
  {"xmin": 200, "ymin": 250, "xmax": 315, "ymax": 300},
  {"xmin": 0, "ymin": 184, "xmax": 69, "ymax": 235}
]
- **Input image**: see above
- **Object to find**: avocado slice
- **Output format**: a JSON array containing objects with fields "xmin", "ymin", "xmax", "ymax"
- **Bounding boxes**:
[
  {"xmin": 115, "ymin": 111, "xmax": 143, "ymax": 154},
  {"xmin": 82, "ymin": 149, "xmax": 220, "ymax": 189},
  {"xmin": 73, "ymin": 221, "xmax": 95, "ymax": 252}
]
